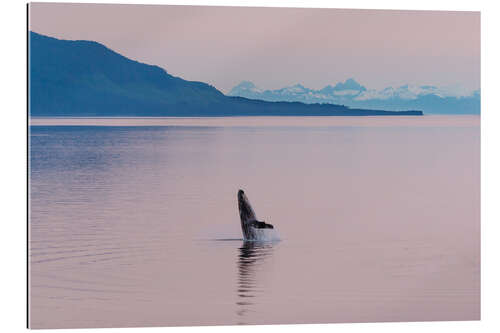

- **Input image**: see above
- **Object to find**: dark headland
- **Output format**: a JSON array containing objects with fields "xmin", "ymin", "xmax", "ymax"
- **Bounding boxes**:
[{"xmin": 29, "ymin": 32, "xmax": 423, "ymax": 117}]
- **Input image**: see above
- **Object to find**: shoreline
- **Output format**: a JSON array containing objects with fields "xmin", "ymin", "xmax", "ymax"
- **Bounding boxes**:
[{"xmin": 28, "ymin": 115, "xmax": 480, "ymax": 128}]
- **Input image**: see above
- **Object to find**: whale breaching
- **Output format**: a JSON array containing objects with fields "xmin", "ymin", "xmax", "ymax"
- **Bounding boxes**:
[{"xmin": 237, "ymin": 189, "xmax": 274, "ymax": 240}]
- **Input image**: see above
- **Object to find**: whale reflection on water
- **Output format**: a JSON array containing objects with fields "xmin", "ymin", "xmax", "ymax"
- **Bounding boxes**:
[{"xmin": 236, "ymin": 240, "xmax": 276, "ymax": 325}]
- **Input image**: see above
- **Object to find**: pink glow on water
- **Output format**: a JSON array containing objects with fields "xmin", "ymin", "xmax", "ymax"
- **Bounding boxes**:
[{"xmin": 29, "ymin": 116, "xmax": 479, "ymax": 328}]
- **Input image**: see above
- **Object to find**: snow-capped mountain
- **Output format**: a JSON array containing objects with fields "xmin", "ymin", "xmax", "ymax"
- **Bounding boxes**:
[{"xmin": 229, "ymin": 79, "xmax": 480, "ymax": 114}]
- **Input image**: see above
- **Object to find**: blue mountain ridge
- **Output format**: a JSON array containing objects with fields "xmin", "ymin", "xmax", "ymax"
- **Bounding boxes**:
[
  {"xmin": 229, "ymin": 79, "xmax": 480, "ymax": 115},
  {"xmin": 29, "ymin": 32, "xmax": 422, "ymax": 117}
]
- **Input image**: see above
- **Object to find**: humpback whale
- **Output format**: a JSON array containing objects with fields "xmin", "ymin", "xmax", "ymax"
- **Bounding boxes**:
[{"xmin": 237, "ymin": 189, "xmax": 274, "ymax": 240}]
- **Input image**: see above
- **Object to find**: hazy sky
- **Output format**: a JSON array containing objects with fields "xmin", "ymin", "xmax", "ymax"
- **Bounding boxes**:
[{"xmin": 29, "ymin": 3, "xmax": 480, "ymax": 93}]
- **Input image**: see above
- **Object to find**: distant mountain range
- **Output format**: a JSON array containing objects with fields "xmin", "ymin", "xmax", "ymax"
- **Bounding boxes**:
[
  {"xmin": 229, "ymin": 79, "xmax": 480, "ymax": 114},
  {"xmin": 29, "ymin": 32, "xmax": 422, "ymax": 117}
]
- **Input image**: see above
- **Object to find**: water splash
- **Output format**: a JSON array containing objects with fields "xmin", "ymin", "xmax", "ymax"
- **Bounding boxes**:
[{"xmin": 244, "ymin": 228, "xmax": 280, "ymax": 242}]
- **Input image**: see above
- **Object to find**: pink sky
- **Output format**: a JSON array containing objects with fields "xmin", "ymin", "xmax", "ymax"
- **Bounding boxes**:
[{"xmin": 29, "ymin": 3, "xmax": 480, "ymax": 93}]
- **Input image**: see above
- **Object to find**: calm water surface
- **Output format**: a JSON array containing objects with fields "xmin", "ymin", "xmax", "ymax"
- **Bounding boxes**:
[{"xmin": 29, "ymin": 116, "xmax": 480, "ymax": 328}]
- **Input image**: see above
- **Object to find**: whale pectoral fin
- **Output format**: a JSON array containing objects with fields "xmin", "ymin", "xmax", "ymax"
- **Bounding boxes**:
[{"xmin": 250, "ymin": 220, "xmax": 274, "ymax": 229}]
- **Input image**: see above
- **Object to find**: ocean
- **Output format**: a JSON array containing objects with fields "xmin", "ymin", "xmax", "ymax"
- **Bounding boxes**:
[{"xmin": 28, "ymin": 116, "xmax": 480, "ymax": 328}]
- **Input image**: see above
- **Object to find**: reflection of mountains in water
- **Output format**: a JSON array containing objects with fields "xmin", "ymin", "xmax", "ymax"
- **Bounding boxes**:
[{"xmin": 236, "ymin": 241, "xmax": 276, "ymax": 325}]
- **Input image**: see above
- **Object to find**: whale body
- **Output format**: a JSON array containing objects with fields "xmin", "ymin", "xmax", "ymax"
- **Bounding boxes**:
[{"xmin": 237, "ymin": 189, "xmax": 274, "ymax": 240}]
